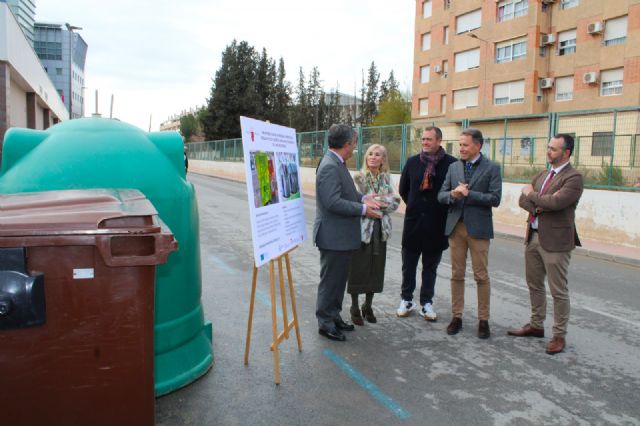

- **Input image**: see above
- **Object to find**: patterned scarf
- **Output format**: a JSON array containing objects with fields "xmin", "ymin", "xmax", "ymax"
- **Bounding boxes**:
[{"xmin": 419, "ymin": 147, "xmax": 445, "ymax": 190}]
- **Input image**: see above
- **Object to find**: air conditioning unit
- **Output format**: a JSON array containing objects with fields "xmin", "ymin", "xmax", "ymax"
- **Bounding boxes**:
[
  {"xmin": 588, "ymin": 22, "xmax": 604, "ymax": 34},
  {"xmin": 434, "ymin": 64, "xmax": 442, "ymax": 74},
  {"xmin": 540, "ymin": 34, "xmax": 556, "ymax": 46},
  {"xmin": 583, "ymin": 72, "xmax": 599, "ymax": 84},
  {"xmin": 539, "ymin": 78, "xmax": 554, "ymax": 89}
]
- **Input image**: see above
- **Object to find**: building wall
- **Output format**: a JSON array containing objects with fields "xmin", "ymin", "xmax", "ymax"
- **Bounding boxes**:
[
  {"xmin": 413, "ymin": 0, "xmax": 640, "ymax": 123},
  {"xmin": 0, "ymin": 4, "xmax": 68, "ymax": 152},
  {"xmin": 8, "ymin": 77, "xmax": 26, "ymax": 128}
]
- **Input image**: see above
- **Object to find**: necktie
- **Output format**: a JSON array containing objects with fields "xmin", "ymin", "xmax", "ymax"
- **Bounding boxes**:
[
  {"xmin": 465, "ymin": 162, "xmax": 473, "ymax": 172},
  {"xmin": 529, "ymin": 170, "xmax": 556, "ymax": 225}
]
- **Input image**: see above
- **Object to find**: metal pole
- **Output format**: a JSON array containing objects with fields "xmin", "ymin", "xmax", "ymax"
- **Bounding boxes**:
[{"xmin": 109, "ymin": 94, "xmax": 114, "ymax": 118}]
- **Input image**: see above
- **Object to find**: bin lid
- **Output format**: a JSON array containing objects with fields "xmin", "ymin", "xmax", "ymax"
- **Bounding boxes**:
[{"xmin": 0, "ymin": 189, "xmax": 162, "ymax": 236}]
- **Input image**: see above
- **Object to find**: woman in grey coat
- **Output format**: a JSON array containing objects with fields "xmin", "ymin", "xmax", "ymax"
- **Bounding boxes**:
[{"xmin": 347, "ymin": 144, "xmax": 400, "ymax": 325}]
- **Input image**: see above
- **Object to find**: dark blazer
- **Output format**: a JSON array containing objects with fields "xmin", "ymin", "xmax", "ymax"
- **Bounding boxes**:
[
  {"xmin": 437, "ymin": 155, "xmax": 502, "ymax": 239},
  {"xmin": 313, "ymin": 151, "xmax": 363, "ymax": 251},
  {"xmin": 519, "ymin": 163, "xmax": 583, "ymax": 252},
  {"xmin": 399, "ymin": 152, "xmax": 457, "ymax": 252}
]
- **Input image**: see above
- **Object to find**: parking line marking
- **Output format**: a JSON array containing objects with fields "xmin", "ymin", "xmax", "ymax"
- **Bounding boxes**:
[
  {"xmin": 255, "ymin": 290, "xmax": 283, "ymax": 318},
  {"xmin": 323, "ymin": 349, "xmax": 411, "ymax": 420}
]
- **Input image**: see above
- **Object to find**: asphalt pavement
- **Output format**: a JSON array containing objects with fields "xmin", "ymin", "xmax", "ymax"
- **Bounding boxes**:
[{"xmin": 155, "ymin": 174, "xmax": 640, "ymax": 426}]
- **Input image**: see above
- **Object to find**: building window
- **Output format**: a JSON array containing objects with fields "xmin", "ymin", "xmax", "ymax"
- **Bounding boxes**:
[
  {"xmin": 420, "ymin": 65, "xmax": 430, "ymax": 83},
  {"xmin": 441, "ymin": 94, "xmax": 447, "ymax": 114},
  {"xmin": 494, "ymin": 80, "xmax": 525, "ymax": 105},
  {"xmin": 423, "ymin": 0, "xmax": 432, "ymax": 18},
  {"xmin": 496, "ymin": 37, "xmax": 527, "ymax": 63},
  {"xmin": 456, "ymin": 9, "xmax": 481, "ymax": 34},
  {"xmin": 558, "ymin": 29, "xmax": 577, "ymax": 56},
  {"xmin": 555, "ymin": 76, "xmax": 574, "ymax": 101},
  {"xmin": 560, "ymin": 0, "xmax": 578, "ymax": 9},
  {"xmin": 604, "ymin": 16, "xmax": 628, "ymax": 46},
  {"xmin": 422, "ymin": 32, "xmax": 431, "ymax": 51},
  {"xmin": 453, "ymin": 87, "xmax": 479, "ymax": 109},
  {"xmin": 419, "ymin": 98, "xmax": 429, "ymax": 116},
  {"xmin": 56, "ymin": 68, "xmax": 62, "ymax": 75},
  {"xmin": 442, "ymin": 60, "xmax": 449, "ymax": 78},
  {"xmin": 444, "ymin": 0, "xmax": 451, "ymax": 10},
  {"xmin": 601, "ymin": 68, "xmax": 624, "ymax": 96},
  {"xmin": 497, "ymin": 0, "xmax": 528, "ymax": 23},
  {"xmin": 443, "ymin": 26, "xmax": 449, "ymax": 45},
  {"xmin": 591, "ymin": 132, "xmax": 613, "ymax": 156},
  {"xmin": 454, "ymin": 48, "xmax": 480, "ymax": 72}
]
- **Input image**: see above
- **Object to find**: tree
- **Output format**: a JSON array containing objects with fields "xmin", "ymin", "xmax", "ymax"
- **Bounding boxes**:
[
  {"xmin": 360, "ymin": 61, "xmax": 380, "ymax": 126},
  {"xmin": 180, "ymin": 113, "xmax": 198, "ymax": 141},
  {"xmin": 325, "ymin": 86, "xmax": 342, "ymax": 127},
  {"xmin": 372, "ymin": 89, "xmax": 411, "ymax": 126},
  {"xmin": 273, "ymin": 58, "xmax": 291, "ymax": 126},
  {"xmin": 290, "ymin": 67, "xmax": 311, "ymax": 132},
  {"xmin": 255, "ymin": 48, "xmax": 276, "ymax": 121},
  {"xmin": 203, "ymin": 40, "xmax": 261, "ymax": 139},
  {"xmin": 307, "ymin": 67, "xmax": 323, "ymax": 131},
  {"xmin": 380, "ymin": 70, "xmax": 399, "ymax": 100}
]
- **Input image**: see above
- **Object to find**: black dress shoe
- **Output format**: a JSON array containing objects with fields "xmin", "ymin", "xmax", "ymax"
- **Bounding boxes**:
[
  {"xmin": 319, "ymin": 328, "xmax": 346, "ymax": 341},
  {"xmin": 335, "ymin": 317, "xmax": 355, "ymax": 331},
  {"xmin": 446, "ymin": 317, "xmax": 463, "ymax": 335},
  {"xmin": 478, "ymin": 320, "xmax": 490, "ymax": 339}
]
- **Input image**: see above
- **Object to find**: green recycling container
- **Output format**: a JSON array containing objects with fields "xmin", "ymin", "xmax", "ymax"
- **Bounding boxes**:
[{"xmin": 0, "ymin": 118, "xmax": 212, "ymax": 395}]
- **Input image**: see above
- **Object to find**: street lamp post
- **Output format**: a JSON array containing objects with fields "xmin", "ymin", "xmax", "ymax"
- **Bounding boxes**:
[
  {"xmin": 468, "ymin": 32, "xmax": 489, "ymax": 117},
  {"xmin": 65, "ymin": 23, "xmax": 82, "ymax": 119}
]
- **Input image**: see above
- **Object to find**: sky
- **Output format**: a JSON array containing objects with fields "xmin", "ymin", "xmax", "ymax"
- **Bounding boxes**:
[{"xmin": 35, "ymin": 0, "xmax": 415, "ymax": 131}]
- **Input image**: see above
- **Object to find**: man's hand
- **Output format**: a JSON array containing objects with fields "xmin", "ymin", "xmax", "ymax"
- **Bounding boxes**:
[
  {"xmin": 363, "ymin": 194, "xmax": 382, "ymax": 210},
  {"xmin": 451, "ymin": 182, "xmax": 469, "ymax": 199},
  {"xmin": 521, "ymin": 184, "xmax": 533, "ymax": 196},
  {"xmin": 365, "ymin": 207, "xmax": 383, "ymax": 219}
]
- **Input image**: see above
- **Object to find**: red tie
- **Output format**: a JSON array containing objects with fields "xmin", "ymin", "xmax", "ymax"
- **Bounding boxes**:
[{"xmin": 529, "ymin": 170, "xmax": 556, "ymax": 225}]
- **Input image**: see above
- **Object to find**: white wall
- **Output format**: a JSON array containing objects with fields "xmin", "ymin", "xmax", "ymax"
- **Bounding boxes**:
[
  {"xmin": 190, "ymin": 160, "xmax": 640, "ymax": 249},
  {"xmin": 8, "ymin": 79, "xmax": 26, "ymax": 128}
]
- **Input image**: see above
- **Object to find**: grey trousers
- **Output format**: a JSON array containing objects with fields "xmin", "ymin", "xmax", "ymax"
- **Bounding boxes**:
[{"xmin": 316, "ymin": 249, "xmax": 352, "ymax": 331}]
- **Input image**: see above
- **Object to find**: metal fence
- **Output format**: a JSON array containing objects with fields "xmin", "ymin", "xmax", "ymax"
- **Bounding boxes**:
[{"xmin": 187, "ymin": 107, "xmax": 640, "ymax": 190}]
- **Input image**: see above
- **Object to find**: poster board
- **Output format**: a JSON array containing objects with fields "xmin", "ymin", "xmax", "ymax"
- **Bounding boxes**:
[{"xmin": 240, "ymin": 116, "xmax": 307, "ymax": 267}]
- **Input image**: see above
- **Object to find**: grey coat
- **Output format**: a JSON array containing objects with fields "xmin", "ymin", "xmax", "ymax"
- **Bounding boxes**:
[
  {"xmin": 437, "ymin": 155, "xmax": 502, "ymax": 239},
  {"xmin": 313, "ymin": 151, "xmax": 364, "ymax": 251}
]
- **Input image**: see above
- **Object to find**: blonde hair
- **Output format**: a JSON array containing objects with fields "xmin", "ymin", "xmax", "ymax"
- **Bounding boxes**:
[{"xmin": 361, "ymin": 144, "xmax": 389, "ymax": 174}]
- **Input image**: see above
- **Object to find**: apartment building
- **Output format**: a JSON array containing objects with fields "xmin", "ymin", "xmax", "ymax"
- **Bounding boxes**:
[{"xmin": 412, "ymin": 0, "xmax": 640, "ymax": 123}]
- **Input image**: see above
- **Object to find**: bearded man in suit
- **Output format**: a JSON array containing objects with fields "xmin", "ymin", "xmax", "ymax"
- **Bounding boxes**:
[
  {"xmin": 508, "ymin": 134, "xmax": 584, "ymax": 355},
  {"xmin": 314, "ymin": 124, "xmax": 381, "ymax": 342}
]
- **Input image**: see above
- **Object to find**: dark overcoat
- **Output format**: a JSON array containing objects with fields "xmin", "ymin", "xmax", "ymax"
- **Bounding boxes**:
[{"xmin": 399, "ymin": 152, "xmax": 457, "ymax": 253}]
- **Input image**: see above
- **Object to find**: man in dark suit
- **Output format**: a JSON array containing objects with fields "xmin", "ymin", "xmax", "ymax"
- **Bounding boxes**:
[
  {"xmin": 314, "ymin": 124, "xmax": 381, "ymax": 341},
  {"xmin": 397, "ymin": 126, "xmax": 456, "ymax": 321},
  {"xmin": 508, "ymin": 134, "xmax": 584, "ymax": 355},
  {"xmin": 438, "ymin": 128, "xmax": 502, "ymax": 339}
]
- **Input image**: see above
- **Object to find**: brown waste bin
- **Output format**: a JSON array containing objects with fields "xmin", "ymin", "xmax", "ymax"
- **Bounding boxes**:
[{"xmin": 0, "ymin": 189, "xmax": 177, "ymax": 426}]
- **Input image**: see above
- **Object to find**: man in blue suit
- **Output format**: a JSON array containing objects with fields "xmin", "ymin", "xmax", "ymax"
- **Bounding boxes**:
[
  {"xmin": 438, "ymin": 128, "xmax": 502, "ymax": 339},
  {"xmin": 314, "ymin": 124, "xmax": 381, "ymax": 341}
]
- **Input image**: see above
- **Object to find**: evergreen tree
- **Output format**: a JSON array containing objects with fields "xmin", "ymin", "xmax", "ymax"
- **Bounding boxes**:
[
  {"xmin": 380, "ymin": 70, "xmax": 399, "ymax": 100},
  {"xmin": 180, "ymin": 113, "xmax": 198, "ymax": 142},
  {"xmin": 361, "ymin": 61, "xmax": 380, "ymax": 126},
  {"xmin": 203, "ymin": 40, "xmax": 260, "ymax": 139},
  {"xmin": 290, "ymin": 67, "xmax": 310, "ymax": 131},
  {"xmin": 325, "ymin": 86, "xmax": 342, "ymax": 127},
  {"xmin": 307, "ymin": 67, "xmax": 323, "ymax": 131},
  {"xmin": 255, "ymin": 48, "xmax": 276, "ymax": 121},
  {"xmin": 273, "ymin": 58, "xmax": 291, "ymax": 126}
]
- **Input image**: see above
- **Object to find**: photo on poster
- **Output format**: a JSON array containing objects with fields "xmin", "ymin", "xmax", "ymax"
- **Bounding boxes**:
[
  {"xmin": 249, "ymin": 151, "xmax": 279, "ymax": 208},
  {"xmin": 276, "ymin": 152, "xmax": 301, "ymax": 202}
]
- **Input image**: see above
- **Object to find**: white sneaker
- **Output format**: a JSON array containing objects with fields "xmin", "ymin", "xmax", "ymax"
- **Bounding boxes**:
[
  {"xmin": 396, "ymin": 300, "xmax": 415, "ymax": 317},
  {"xmin": 420, "ymin": 303, "xmax": 437, "ymax": 322}
]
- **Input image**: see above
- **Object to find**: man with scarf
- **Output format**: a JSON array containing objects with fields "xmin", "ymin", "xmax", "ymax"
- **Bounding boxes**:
[{"xmin": 397, "ymin": 126, "xmax": 457, "ymax": 321}]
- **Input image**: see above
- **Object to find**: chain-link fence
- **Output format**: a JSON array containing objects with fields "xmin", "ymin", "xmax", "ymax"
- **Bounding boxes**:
[{"xmin": 187, "ymin": 107, "xmax": 640, "ymax": 190}]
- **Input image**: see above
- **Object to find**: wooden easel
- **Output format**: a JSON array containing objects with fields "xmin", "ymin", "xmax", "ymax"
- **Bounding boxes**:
[{"xmin": 244, "ymin": 248, "xmax": 302, "ymax": 384}]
